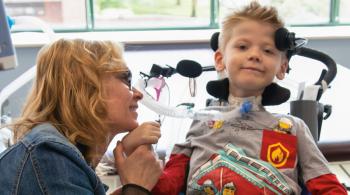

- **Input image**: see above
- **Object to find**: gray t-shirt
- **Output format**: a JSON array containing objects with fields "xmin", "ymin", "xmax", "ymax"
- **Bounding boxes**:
[{"xmin": 172, "ymin": 104, "xmax": 331, "ymax": 194}]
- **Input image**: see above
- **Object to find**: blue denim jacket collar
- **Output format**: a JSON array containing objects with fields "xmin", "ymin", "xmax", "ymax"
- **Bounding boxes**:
[{"xmin": 21, "ymin": 123, "xmax": 86, "ymax": 160}]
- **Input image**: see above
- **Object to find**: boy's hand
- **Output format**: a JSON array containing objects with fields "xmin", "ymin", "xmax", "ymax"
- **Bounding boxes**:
[{"xmin": 122, "ymin": 121, "xmax": 161, "ymax": 155}]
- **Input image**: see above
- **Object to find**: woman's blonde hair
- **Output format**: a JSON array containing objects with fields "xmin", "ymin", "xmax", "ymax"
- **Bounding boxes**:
[
  {"xmin": 219, "ymin": 1, "xmax": 284, "ymax": 52},
  {"xmin": 12, "ymin": 38, "xmax": 128, "ymax": 163}
]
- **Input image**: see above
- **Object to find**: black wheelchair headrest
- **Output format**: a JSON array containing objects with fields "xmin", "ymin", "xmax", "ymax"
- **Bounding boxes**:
[{"xmin": 206, "ymin": 78, "xmax": 290, "ymax": 106}]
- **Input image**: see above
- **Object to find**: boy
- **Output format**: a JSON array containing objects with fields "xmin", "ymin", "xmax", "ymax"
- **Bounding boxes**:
[{"xmin": 150, "ymin": 2, "xmax": 346, "ymax": 194}]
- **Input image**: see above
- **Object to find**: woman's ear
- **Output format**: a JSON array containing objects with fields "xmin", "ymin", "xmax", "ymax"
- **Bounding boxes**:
[
  {"xmin": 214, "ymin": 50, "xmax": 225, "ymax": 71},
  {"xmin": 276, "ymin": 57, "xmax": 288, "ymax": 80}
]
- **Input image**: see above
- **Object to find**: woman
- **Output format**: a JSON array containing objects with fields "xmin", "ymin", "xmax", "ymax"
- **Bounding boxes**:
[{"xmin": 0, "ymin": 39, "xmax": 162, "ymax": 194}]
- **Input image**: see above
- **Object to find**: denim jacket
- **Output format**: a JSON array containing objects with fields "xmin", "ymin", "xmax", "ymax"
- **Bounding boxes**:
[{"xmin": 0, "ymin": 123, "xmax": 107, "ymax": 195}]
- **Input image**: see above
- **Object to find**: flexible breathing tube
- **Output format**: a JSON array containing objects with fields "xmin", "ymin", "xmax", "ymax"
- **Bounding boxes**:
[{"xmin": 134, "ymin": 78, "xmax": 242, "ymax": 121}]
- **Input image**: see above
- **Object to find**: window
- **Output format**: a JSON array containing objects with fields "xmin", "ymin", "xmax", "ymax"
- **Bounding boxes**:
[
  {"xmin": 219, "ymin": 0, "xmax": 332, "ymax": 26},
  {"xmin": 4, "ymin": 0, "xmax": 87, "ymax": 30},
  {"xmin": 93, "ymin": 0, "xmax": 216, "ymax": 30},
  {"xmin": 3, "ymin": 0, "xmax": 349, "ymax": 32},
  {"xmin": 4, "ymin": 0, "xmax": 218, "ymax": 31},
  {"xmin": 339, "ymin": 0, "xmax": 350, "ymax": 23}
]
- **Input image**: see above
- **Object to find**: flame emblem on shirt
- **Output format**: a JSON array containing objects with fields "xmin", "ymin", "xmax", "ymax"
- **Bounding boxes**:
[
  {"xmin": 272, "ymin": 148, "xmax": 284, "ymax": 162},
  {"xmin": 267, "ymin": 142, "xmax": 289, "ymax": 168}
]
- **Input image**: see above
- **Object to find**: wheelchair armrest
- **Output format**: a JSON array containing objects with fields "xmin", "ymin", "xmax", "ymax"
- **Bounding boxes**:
[{"xmin": 317, "ymin": 140, "xmax": 350, "ymax": 162}]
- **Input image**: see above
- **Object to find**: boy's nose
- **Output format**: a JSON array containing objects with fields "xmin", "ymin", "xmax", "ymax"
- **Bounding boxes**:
[{"xmin": 248, "ymin": 48, "xmax": 262, "ymax": 62}]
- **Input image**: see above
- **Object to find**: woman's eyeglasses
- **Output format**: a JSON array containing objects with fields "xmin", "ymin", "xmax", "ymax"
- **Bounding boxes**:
[{"xmin": 115, "ymin": 71, "xmax": 132, "ymax": 90}]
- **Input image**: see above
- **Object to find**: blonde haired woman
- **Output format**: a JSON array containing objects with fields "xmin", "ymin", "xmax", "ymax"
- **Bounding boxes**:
[{"xmin": 0, "ymin": 39, "xmax": 162, "ymax": 195}]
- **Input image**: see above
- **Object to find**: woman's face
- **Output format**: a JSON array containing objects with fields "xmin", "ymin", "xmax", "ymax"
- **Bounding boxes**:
[{"xmin": 102, "ymin": 71, "xmax": 143, "ymax": 134}]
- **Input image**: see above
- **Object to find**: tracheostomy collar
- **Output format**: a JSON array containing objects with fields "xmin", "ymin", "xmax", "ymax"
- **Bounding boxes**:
[{"xmin": 228, "ymin": 94, "xmax": 263, "ymax": 114}]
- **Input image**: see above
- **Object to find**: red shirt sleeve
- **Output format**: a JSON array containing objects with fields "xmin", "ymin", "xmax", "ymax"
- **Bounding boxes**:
[
  {"xmin": 152, "ymin": 153, "xmax": 190, "ymax": 195},
  {"xmin": 306, "ymin": 173, "xmax": 347, "ymax": 195}
]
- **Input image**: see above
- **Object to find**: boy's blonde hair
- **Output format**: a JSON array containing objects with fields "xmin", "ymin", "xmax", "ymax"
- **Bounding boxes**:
[
  {"xmin": 219, "ymin": 1, "xmax": 284, "ymax": 52},
  {"xmin": 12, "ymin": 39, "xmax": 128, "ymax": 164}
]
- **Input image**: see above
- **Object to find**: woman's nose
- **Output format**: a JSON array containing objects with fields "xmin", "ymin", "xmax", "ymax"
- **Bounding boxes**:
[{"xmin": 132, "ymin": 87, "xmax": 143, "ymax": 100}]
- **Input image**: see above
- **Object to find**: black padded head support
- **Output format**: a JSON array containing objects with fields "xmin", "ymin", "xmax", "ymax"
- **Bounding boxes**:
[
  {"xmin": 261, "ymin": 82, "xmax": 291, "ymax": 106},
  {"xmin": 275, "ymin": 27, "xmax": 296, "ymax": 51},
  {"xmin": 206, "ymin": 78, "xmax": 230, "ymax": 101},
  {"xmin": 210, "ymin": 32, "xmax": 220, "ymax": 51},
  {"xmin": 206, "ymin": 78, "xmax": 290, "ymax": 106},
  {"xmin": 274, "ymin": 27, "xmax": 302, "ymax": 62}
]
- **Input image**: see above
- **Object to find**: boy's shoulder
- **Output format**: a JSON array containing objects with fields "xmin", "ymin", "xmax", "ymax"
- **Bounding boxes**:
[
  {"xmin": 271, "ymin": 112, "xmax": 312, "ymax": 137},
  {"xmin": 272, "ymin": 113, "xmax": 307, "ymax": 128}
]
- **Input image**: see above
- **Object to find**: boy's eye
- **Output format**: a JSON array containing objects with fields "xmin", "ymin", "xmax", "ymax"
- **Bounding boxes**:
[
  {"xmin": 265, "ymin": 49, "xmax": 272, "ymax": 53},
  {"xmin": 236, "ymin": 44, "xmax": 247, "ymax": 50},
  {"xmin": 239, "ymin": 45, "xmax": 247, "ymax": 50},
  {"xmin": 264, "ymin": 48, "xmax": 275, "ymax": 55}
]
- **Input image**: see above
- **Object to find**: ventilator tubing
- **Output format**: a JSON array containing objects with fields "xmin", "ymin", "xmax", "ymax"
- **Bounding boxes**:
[{"xmin": 134, "ymin": 78, "xmax": 241, "ymax": 121}]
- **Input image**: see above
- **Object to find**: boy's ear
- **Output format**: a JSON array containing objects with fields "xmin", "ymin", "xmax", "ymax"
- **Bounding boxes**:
[
  {"xmin": 214, "ymin": 50, "xmax": 225, "ymax": 71},
  {"xmin": 276, "ymin": 57, "xmax": 288, "ymax": 80}
]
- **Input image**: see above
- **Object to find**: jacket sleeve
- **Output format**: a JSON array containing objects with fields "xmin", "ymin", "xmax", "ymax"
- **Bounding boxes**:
[
  {"xmin": 152, "ymin": 153, "xmax": 190, "ymax": 195},
  {"xmin": 306, "ymin": 173, "xmax": 347, "ymax": 194}
]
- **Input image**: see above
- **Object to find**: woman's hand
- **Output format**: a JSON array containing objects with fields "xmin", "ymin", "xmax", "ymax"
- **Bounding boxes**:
[
  {"xmin": 122, "ymin": 122, "xmax": 161, "ymax": 155},
  {"xmin": 113, "ymin": 142, "xmax": 162, "ymax": 191}
]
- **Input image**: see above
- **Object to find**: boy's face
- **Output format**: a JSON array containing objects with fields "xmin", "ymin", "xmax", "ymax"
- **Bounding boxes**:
[{"xmin": 215, "ymin": 20, "xmax": 288, "ymax": 97}]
